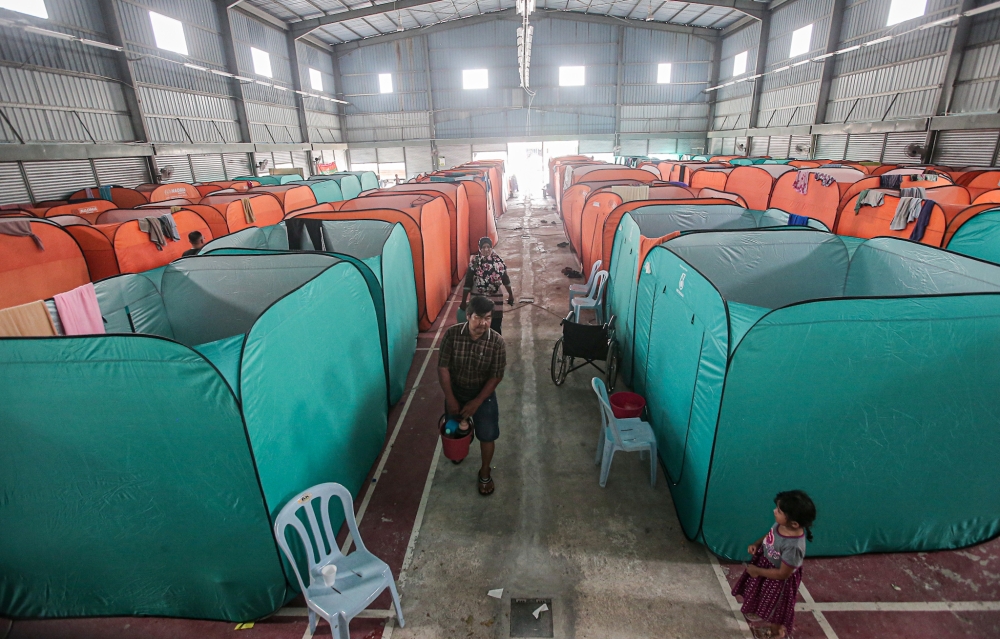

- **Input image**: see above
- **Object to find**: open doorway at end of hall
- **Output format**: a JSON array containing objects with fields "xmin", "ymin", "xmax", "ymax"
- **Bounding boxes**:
[{"xmin": 503, "ymin": 140, "xmax": 579, "ymax": 199}]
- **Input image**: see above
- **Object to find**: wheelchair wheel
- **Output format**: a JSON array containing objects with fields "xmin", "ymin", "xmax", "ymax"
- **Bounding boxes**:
[
  {"xmin": 551, "ymin": 338, "xmax": 568, "ymax": 386},
  {"xmin": 605, "ymin": 340, "xmax": 619, "ymax": 392}
]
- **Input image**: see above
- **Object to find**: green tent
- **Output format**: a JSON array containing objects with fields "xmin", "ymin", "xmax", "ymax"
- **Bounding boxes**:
[
  {"xmin": 340, "ymin": 171, "xmax": 379, "ymax": 192},
  {"xmin": 307, "ymin": 174, "xmax": 363, "ymax": 199},
  {"xmin": 296, "ymin": 178, "xmax": 344, "ymax": 203},
  {"xmin": 728, "ymin": 158, "xmax": 768, "ymax": 166},
  {"xmin": 0, "ymin": 253, "xmax": 390, "ymax": 621},
  {"xmin": 945, "ymin": 206, "xmax": 1000, "ymax": 264},
  {"xmin": 203, "ymin": 221, "xmax": 418, "ymax": 404},
  {"xmin": 631, "ymin": 229, "xmax": 1000, "ymax": 560},
  {"xmin": 232, "ymin": 175, "xmax": 301, "ymax": 185},
  {"xmin": 604, "ymin": 203, "xmax": 828, "ymax": 385},
  {"xmin": 762, "ymin": 158, "xmax": 792, "ymax": 164}
]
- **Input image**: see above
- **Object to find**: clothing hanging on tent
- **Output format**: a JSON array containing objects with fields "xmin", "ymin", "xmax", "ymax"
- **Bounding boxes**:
[
  {"xmin": 855, "ymin": 189, "xmax": 884, "ymax": 212},
  {"xmin": 159, "ymin": 214, "xmax": 180, "ymax": 241},
  {"xmin": 610, "ymin": 185, "xmax": 650, "ymax": 202},
  {"xmin": 0, "ymin": 219, "xmax": 44, "ymax": 249},
  {"xmin": 891, "ymin": 197, "xmax": 923, "ymax": 231},
  {"xmin": 54, "ymin": 283, "xmax": 105, "ymax": 335},
  {"xmin": 138, "ymin": 217, "xmax": 167, "ymax": 250},
  {"xmin": 788, "ymin": 214, "xmax": 810, "ymax": 226},
  {"xmin": 812, "ymin": 173, "xmax": 835, "ymax": 187},
  {"xmin": 909, "ymin": 200, "xmax": 935, "ymax": 242},
  {"xmin": 880, "ymin": 174, "xmax": 903, "ymax": 190},
  {"xmin": 900, "ymin": 187, "xmax": 926, "ymax": 199},
  {"xmin": 241, "ymin": 198, "xmax": 255, "ymax": 224},
  {"xmin": 792, "ymin": 172, "xmax": 809, "ymax": 195},
  {"xmin": 286, "ymin": 218, "xmax": 325, "ymax": 251},
  {"xmin": 0, "ymin": 300, "xmax": 57, "ymax": 337}
]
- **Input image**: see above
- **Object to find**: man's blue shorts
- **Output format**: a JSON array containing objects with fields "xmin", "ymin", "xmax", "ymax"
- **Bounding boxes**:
[{"xmin": 448, "ymin": 392, "xmax": 499, "ymax": 443}]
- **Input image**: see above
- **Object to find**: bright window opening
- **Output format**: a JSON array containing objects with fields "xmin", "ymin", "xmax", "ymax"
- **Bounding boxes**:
[
  {"xmin": 378, "ymin": 73, "xmax": 393, "ymax": 94},
  {"xmin": 1, "ymin": 0, "xmax": 48, "ymax": 19},
  {"xmin": 251, "ymin": 47, "xmax": 272, "ymax": 78},
  {"xmin": 789, "ymin": 24, "xmax": 813, "ymax": 58},
  {"xmin": 733, "ymin": 51, "xmax": 748, "ymax": 76},
  {"xmin": 463, "ymin": 69, "xmax": 488, "ymax": 90},
  {"xmin": 657, "ymin": 63, "xmax": 672, "ymax": 84},
  {"xmin": 377, "ymin": 162, "xmax": 406, "ymax": 185},
  {"xmin": 149, "ymin": 11, "xmax": 187, "ymax": 56},
  {"xmin": 559, "ymin": 66, "xmax": 585, "ymax": 87},
  {"xmin": 309, "ymin": 68, "xmax": 323, "ymax": 91},
  {"xmin": 887, "ymin": 0, "xmax": 926, "ymax": 26}
]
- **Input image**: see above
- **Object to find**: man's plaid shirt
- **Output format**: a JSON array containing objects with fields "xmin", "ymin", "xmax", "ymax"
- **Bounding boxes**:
[{"xmin": 438, "ymin": 322, "xmax": 506, "ymax": 402}]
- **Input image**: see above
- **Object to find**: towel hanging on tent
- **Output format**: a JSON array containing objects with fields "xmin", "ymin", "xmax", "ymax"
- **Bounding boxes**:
[
  {"xmin": 900, "ymin": 187, "xmax": 926, "ymax": 199},
  {"xmin": 138, "ymin": 217, "xmax": 167, "ymax": 250},
  {"xmin": 610, "ymin": 185, "xmax": 649, "ymax": 202},
  {"xmin": 241, "ymin": 198, "xmax": 255, "ymax": 224},
  {"xmin": 158, "ymin": 213, "xmax": 180, "ymax": 241},
  {"xmin": 909, "ymin": 200, "xmax": 935, "ymax": 242},
  {"xmin": 792, "ymin": 172, "xmax": 809, "ymax": 195},
  {"xmin": 53, "ymin": 283, "xmax": 105, "ymax": 336},
  {"xmin": 812, "ymin": 172, "xmax": 835, "ymax": 187},
  {"xmin": 787, "ymin": 214, "xmax": 810, "ymax": 226},
  {"xmin": 880, "ymin": 174, "xmax": 903, "ymax": 190},
  {"xmin": 890, "ymin": 197, "xmax": 923, "ymax": 231},
  {"xmin": 0, "ymin": 219, "xmax": 44, "ymax": 249},
  {"xmin": 854, "ymin": 189, "xmax": 884, "ymax": 213},
  {"xmin": 0, "ymin": 300, "xmax": 57, "ymax": 337},
  {"xmin": 99, "ymin": 185, "xmax": 113, "ymax": 200}
]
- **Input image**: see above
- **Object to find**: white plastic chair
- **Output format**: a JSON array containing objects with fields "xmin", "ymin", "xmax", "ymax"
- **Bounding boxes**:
[
  {"xmin": 592, "ymin": 378, "xmax": 656, "ymax": 488},
  {"xmin": 568, "ymin": 260, "xmax": 602, "ymax": 310},
  {"xmin": 571, "ymin": 270, "xmax": 608, "ymax": 324},
  {"xmin": 274, "ymin": 483, "xmax": 405, "ymax": 638}
]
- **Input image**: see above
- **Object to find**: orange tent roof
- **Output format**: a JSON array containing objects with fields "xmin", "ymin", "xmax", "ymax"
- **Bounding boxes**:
[
  {"xmin": 65, "ymin": 210, "xmax": 213, "ymax": 280},
  {"xmin": 137, "ymin": 198, "xmax": 193, "ymax": 208},
  {"xmin": 769, "ymin": 171, "xmax": 843, "ymax": 230},
  {"xmin": 249, "ymin": 184, "xmax": 318, "ymax": 215},
  {"xmin": 68, "ymin": 187, "xmax": 148, "ymax": 209},
  {"xmin": 0, "ymin": 220, "xmax": 91, "ymax": 309},
  {"xmin": 963, "ymin": 171, "xmax": 1000, "ymax": 199},
  {"xmin": 689, "ymin": 168, "xmax": 732, "ymax": 191},
  {"xmin": 836, "ymin": 193, "xmax": 947, "ymax": 246},
  {"xmin": 724, "ymin": 165, "xmax": 796, "ymax": 210},
  {"xmin": 197, "ymin": 193, "xmax": 285, "ymax": 234},
  {"xmin": 696, "ymin": 188, "xmax": 748, "ymax": 207},
  {"xmin": 293, "ymin": 198, "xmax": 452, "ymax": 331},
  {"xmin": 922, "ymin": 185, "xmax": 970, "ymax": 206},
  {"xmin": 375, "ymin": 183, "xmax": 471, "ymax": 285},
  {"xmin": 972, "ymin": 189, "xmax": 1000, "ymax": 204},
  {"xmin": 570, "ymin": 166, "xmax": 657, "ymax": 186},
  {"xmin": 575, "ymin": 186, "xmax": 695, "ymax": 274},
  {"xmin": 943, "ymin": 203, "xmax": 1000, "ymax": 247},
  {"xmin": 42, "ymin": 200, "xmax": 117, "ymax": 224},
  {"xmin": 417, "ymin": 175, "xmax": 497, "ymax": 253},
  {"xmin": 138, "ymin": 183, "xmax": 203, "ymax": 204}
]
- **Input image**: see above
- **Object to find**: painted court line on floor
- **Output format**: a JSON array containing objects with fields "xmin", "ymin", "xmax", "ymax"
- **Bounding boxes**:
[
  {"xmin": 705, "ymin": 549, "xmax": 754, "ymax": 638},
  {"xmin": 339, "ymin": 293, "xmax": 459, "ymax": 555},
  {"xmin": 797, "ymin": 601, "xmax": 1000, "ymax": 612},
  {"xmin": 799, "ymin": 583, "xmax": 839, "ymax": 639}
]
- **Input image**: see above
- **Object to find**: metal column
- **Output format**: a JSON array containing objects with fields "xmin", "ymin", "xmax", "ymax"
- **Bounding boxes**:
[
  {"xmin": 215, "ymin": 0, "xmax": 254, "ymax": 146},
  {"xmin": 747, "ymin": 10, "xmax": 771, "ymax": 130},
  {"xmin": 813, "ymin": 0, "xmax": 846, "ymax": 125},
  {"xmin": 96, "ymin": 0, "xmax": 150, "ymax": 143}
]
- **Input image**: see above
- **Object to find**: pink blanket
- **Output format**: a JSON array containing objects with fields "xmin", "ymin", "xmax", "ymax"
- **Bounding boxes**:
[{"xmin": 54, "ymin": 283, "xmax": 105, "ymax": 335}]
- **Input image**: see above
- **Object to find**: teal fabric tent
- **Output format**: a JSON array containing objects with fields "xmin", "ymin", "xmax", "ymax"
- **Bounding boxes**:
[
  {"xmin": 341, "ymin": 171, "xmax": 379, "ymax": 192},
  {"xmin": 297, "ymin": 178, "xmax": 344, "ymax": 203},
  {"xmin": 308, "ymin": 174, "xmax": 363, "ymax": 199},
  {"xmin": 630, "ymin": 230, "xmax": 1000, "ymax": 560},
  {"xmin": 945, "ymin": 206, "xmax": 1000, "ymax": 264},
  {"xmin": 0, "ymin": 254, "xmax": 390, "ymax": 621},
  {"xmin": 603, "ymin": 203, "xmax": 828, "ymax": 384},
  {"xmin": 232, "ymin": 175, "xmax": 301, "ymax": 185},
  {"xmin": 204, "ymin": 221, "xmax": 418, "ymax": 404},
  {"xmin": 728, "ymin": 158, "xmax": 768, "ymax": 166}
]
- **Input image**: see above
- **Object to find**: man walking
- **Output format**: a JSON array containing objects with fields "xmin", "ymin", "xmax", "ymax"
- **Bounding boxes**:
[{"xmin": 438, "ymin": 295, "xmax": 507, "ymax": 495}]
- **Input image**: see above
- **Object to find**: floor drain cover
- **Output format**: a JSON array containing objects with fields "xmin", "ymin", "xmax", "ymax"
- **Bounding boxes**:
[{"xmin": 509, "ymin": 598, "xmax": 553, "ymax": 638}]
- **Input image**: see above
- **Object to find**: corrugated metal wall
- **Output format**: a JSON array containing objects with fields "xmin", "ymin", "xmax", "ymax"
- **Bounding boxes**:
[
  {"xmin": 713, "ymin": 21, "xmax": 760, "ymax": 130},
  {"xmin": 758, "ymin": 0, "xmax": 832, "ymax": 128},
  {"xmin": 952, "ymin": 9, "xmax": 1000, "ymax": 114},
  {"xmin": 336, "ymin": 14, "xmax": 710, "ymax": 151}
]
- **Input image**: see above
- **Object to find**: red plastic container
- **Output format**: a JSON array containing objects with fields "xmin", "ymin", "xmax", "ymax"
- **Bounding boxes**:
[
  {"xmin": 610, "ymin": 392, "xmax": 646, "ymax": 419},
  {"xmin": 440, "ymin": 416, "xmax": 473, "ymax": 462}
]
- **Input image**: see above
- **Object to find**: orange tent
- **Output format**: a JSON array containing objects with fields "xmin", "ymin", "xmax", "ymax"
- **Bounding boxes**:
[
  {"xmin": 137, "ymin": 198, "xmax": 193, "ymax": 209},
  {"xmin": 838, "ymin": 175, "xmax": 881, "ymax": 211},
  {"xmin": 689, "ymin": 168, "xmax": 732, "ymax": 191},
  {"xmin": 136, "ymin": 182, "xmax": 203, "ymax": 204},
  {"xmin": 68, "ymin": 187, "xmax": 147, "ymax": 209},
  {"xmin": 836, "ymin": 194, "xmax": 947, "ymax": 246},
  {"xmin": 461, "ymin": 160, "xmax": 507, "ymax": 216},
  {"xmin": 194, "ymin": 180, "xmax": 260, "ymax": 196},
  {"xmin": 724, "ymin": 165, "xmax": 796, "ymax": 210},
  {"xmin": 417, "ymin": 175, "xmax": 497, "ymax": 253},
  {"xmin": 249, "ymin": 184, "xmax": 318, "ymax": 215},
  {"xmin": 373, "ymin": 183, "xmax": 471, "ymax": 285},
  {"xmin": 551, "ymin": 158, "xmax": 600, "ymax": 204},
  {"xmin": 696, "ymin": 188, "xmax": 748, "ymax": 207},
  {"xmin": 922, "ymin": 185, "xmax": 970, "ymax": 206},
  {"xmin": 293, "ymin": 198, "xmax": 451, "ymax": 331},
  {"xmin": 45, "ymin": 215, "xmax": 93, "ymax": 227},
  {"xmin": 64, "ymin": 210, "xmax": 212, "ymax": 280},
  {"xmin": 770, "ymin": 170, "xmax": 845, "ymax": 229},
  {"xmin": 0, "ymin": 220, "xmax": 91, "ymax": 309},
  {"xmin": 709, "ymin": 156, "xmax": 741, "ymax": 163},
  {"xmin": 570, "ymin": 166, "xmax": 658, "ymax": 187},
  {"xmin": 963, "ymin": 171, "xmax": 1000, "ymax": 200},
  {"xmin": 576, "ymin": 186, "xmax": 696, "ymax": 273},
  {"xmin": 197, "ymin": 193, "xmax": 285, "ymax": 234},
  {"xmin": 942, "ymin": 203, "xmax": 1000, "ymax": 247},
  {"xmin": 789, "ymin": 160, "xmax": 821, "ymax": 168},
  {"xmin": 42, "ymin": 200, "xmax": 117, "ymax": 224},
  {"xmin": 972, "ymin": 189, "xmax": 1000, "ymax": 204}
]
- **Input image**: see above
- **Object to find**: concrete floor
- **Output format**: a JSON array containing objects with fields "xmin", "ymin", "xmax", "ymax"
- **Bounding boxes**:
[{"xmin": 389, "ymin": 195, "xmax": 746, "ymax": 639}]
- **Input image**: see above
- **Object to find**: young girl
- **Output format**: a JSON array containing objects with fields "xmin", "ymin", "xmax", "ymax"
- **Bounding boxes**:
[{"xmin": 732, "ymin": 490, "xmax": 817, "ymax": 639}]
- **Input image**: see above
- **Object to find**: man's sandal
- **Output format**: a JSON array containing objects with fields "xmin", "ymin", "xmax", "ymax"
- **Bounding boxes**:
[{"xmin": 478, "ymin": 473, "xmax": 494, "ymax": 496}]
